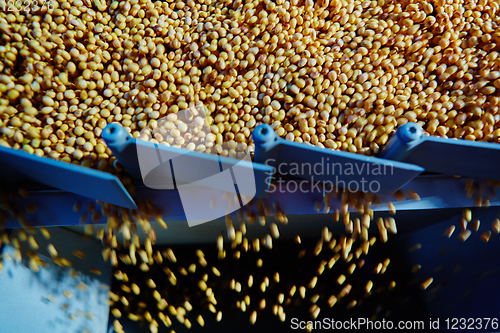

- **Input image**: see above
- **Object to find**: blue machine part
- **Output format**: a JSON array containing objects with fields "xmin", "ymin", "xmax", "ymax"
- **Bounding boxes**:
[
  {"xmin": 0, "ymin": 145, "xmax": 136, "ymax": 209},
  {"xmin": 0, "ymin": 228, "xmax": 111, "ymax": 333},
  {"xmin": 380, "ymin": 123, "xmax": 500, "ymax": 180},
  {"xmin": 252, "ymin": 124, "xmax": 424, "ymax": 195},
  {"xmin": 102, "ymin": 123, "xmax": 274, "ymax": 198},
  {"xmin": 6, "ymin": 175, "xmax": 498, "ymax": 233}
]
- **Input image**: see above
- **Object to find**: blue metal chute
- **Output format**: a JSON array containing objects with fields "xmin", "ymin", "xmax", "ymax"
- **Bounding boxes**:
[
  {"xmin": 252, "ymin": 124, "xmax": 425, "ymax": 195},
  {"xmin": 0, "ymin": 145, "xmax": 137, "ymax": 209},
  {"xmin": 380, "ymin": 123, "xmax": 500, "ymax": 180},
  {"xmin": 102, "ymin": 123, "xmax": 274, "ymax": 199}
]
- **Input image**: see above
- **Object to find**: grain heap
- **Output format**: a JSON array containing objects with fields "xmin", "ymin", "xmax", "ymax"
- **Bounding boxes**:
[
  {"xmin": 0, "ymin": 0, "xmax": 500, "ymax": 172},
  {"xmin": 1, "ymin": 0, "xmax": 500, "ymax": 331}
]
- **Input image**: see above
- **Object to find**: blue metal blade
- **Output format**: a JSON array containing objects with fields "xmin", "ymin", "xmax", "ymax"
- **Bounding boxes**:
[
  {"xmin": 252, "ymin": 124, "xmax": 424, "ymax": 195},
  {"xmin": 102, "ymin": 123, "xmax": 273, "ymax": 198},
  {"xmin": 380, "ymin": 123, "xmax": 500, "ymax": 180},
  {"xmin": 0, "ymin": 145, "xmax": 137, "ymax": 209}
]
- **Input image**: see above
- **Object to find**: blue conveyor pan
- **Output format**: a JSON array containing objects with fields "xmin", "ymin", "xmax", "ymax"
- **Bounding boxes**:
[
  {"xmin": 101, "ymin": 123, "xmax": 274, "ymax": 199},
  {"xmin": 380, "ymin": 123, "xmax": 500, "ymax": 180},
  {"xmin": 0, "ymin": 145, "xmax": 137, "ymax": 209},
  {"xmin": 252, "ymin": 124, "xmax": 424, "ymax": 195}
]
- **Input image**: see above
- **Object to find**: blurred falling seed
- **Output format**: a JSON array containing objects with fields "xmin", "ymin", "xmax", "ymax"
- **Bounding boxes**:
[
  {"xmin": 73, "ymin": 202, "xmax": 82, "ymax": 213},
  {"xmin": 471, "ymin": 219, "xmax": 480, "ymax": 232},
  {"xmin": 312, "ymin": 306, "xmax": 321, "ymax": 319},
  {"xmin": 11, "ymin": 238, "xmax": 20, "ymax": 249},
  {"xmin": 128, "ymin": 313, "xmax": 139, "ymax": 321},
  {"xmin": 328, "ymin": 295, "xmax": 337, "ymax": 307},
  {"xmin": 460, "ymin": 218, "xmax": 468, "ymax": 231},
  {"xmin": 393, "ymin": 190, "xmax": 406, "ymax": 201},
  {"xmin": 250, "ymin": 311, "xmax": 257, "ymax": 324},
  {"xmin": 242, "ymin": 238, "xmax": 249, "ymax": 252},
  {"xmin": 317, "ymin": 262, "xmax": 326, "ymax": 275},
  {"xmin": 343, "ymin": 213, "xmax": 350, "ymax": 225},
  {"xmin": 299, "ymin": 286, "xmax": 306, "ymax": 298},
  {"xmin": 166, "ymin": 248, "xmax": 177, "ymax": 263},
  {"xmin": 248, "ymin": 275, "xmax": 253, "ymax": 288},
  {"xmin": 407, "ymin": 189, "xmax": 420, "ymax": 201},
  {"xmin": 110, "ymin": 250, "xmax": 118, "ymax": 266},
  {"xmin": 112, "ymin": 309, "xmax": 122, "ymax": 318},
  {"xmin": 155, "ymin": 215, "xmax": 168, "ymax": 229},
  {"xmin": 314, "ymin": 240, "xmax": 323, "ymax": 256},
  {"xmin": 337, "ymin": 274, "xmax": 346, "ymax": 285},
  {"xmin": 421, "ymin": 277, "xmax": 433, "ymax": 290},
  {"xmin": 444, "ymin": 225, "xmax": 455, "ymax": 238},
  {"xmin": 97, "ymin": 228, "xmax": 105, "ymax": 241},
  {"xmin": 366, "ymin": 280, "xmax": 373, "ymax": 293},
  {"xmin": 120, "ymin": 284, "xmax": 131, "ymax": 295},
  {"xmin": 47, "ymin": 244, "xmax": 58, "ymax": 258},
  {"xmin": 361, "ymin": 214, "xmax": 370, "ymax": 228},
  {"xmin": 27, "ymin": 235, "xmax": 39, "ymax": 250},
  {"xmin": 18, "ymin": 187, "xmax": 29, "ymax": 198},
  {"xmin": 264, "ymin": 234, "xmax": 273, "ymax": 249},
  {"xmin": 459, "ymin": 230, "xmax": 472, "ymax": 242},
  {"xmin": 132, "ymin": 284, "xmax": 140, "ymax": 295},
  {"xmin": 216, "ymin": 311, "xmax": 222, "ymax": 322},
  {"xmin": 339, "ymin": 284, "xmax": 352, "ymax": 298},
  {"xmin": 217, "ymin": 235, "xmax": 224, "ymax": 252},
  {"xmin": 493, "ymin": 219, "xmax": 500, "ymax": 234},
  {"xmin": 197, "ymin": 314, "xmax": 205, "ymax": 327},
  {"xmin": 72, "ymin": 250, "xmax": 86, "ymax": 260},
  {"xmin": 271, "ymin": 223, "xmax": 280, "ymax": 238},
  {"xmin": 39, "ymin": 227, "xmax": 51, "ymax": 239},
  {"xmin": 377, "ymin": 218, "xmax": 388, "ymax": 243},
  {"xmin": 481, "ymin": 231, "xmax": 491, "ymax": 242},
  {"xmin": 463, "ymin": 209, "xmax": 472, "ymax": 222},
  {"xmin": 387, "ymin": 201, "xmax": 396, "ymax": 214},
  {"xmin": 328, "ymin": 256, "xmax": 337, "ymax": 269},
  {"xmin": 290, "ymin": 285, "xmax": 296, "ymax": 297},
  {"xmin": 77, "ymin": 282, "xmax": 87, "ymax": 291},
  {"xmin": 343, "ymin": 238, "xmax": 353, "ymax": 260},
  {"xmin": 409, "ymin": 243, "xmax": 422, "ymax": 252},
  {"xmin": 387, "ymin": 217, "xmax": 397, "ymax": 234},
  {"xmin": 309, "ymin": 276, "xmax": 318, "ymax": 289},
  {"xmin": 227, "ymin": 225, "xmax": 236, "ymax": 241},
  {"xmin": 84, "ymin": 224, "xmax": 93, "ymax": 235},
  {"xmin": 295, "ymin": 235, "xmax": 301, "ymax": 244},
  {"xmin": 259, "ymin": 216, "xmax": 266, "ymax": 226},
  {"xmin": 152, "ymin": 291, "xmax": 161, "ymax": 302},
  {"xmin": 29, "ymin": 258, "xmax": 40, "ymax": 272},
  {"xmin": 90, "ymin": 267, "xmax": 102, "ymax": 275}
]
